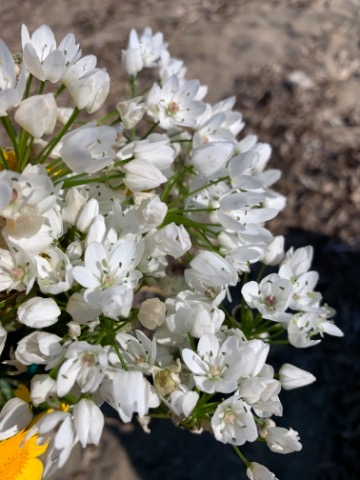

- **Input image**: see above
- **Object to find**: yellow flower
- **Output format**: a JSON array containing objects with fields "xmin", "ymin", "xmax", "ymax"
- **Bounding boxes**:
[{"xmin": 0, "ymin": 430, "xmax": 48, "ymax": 480}]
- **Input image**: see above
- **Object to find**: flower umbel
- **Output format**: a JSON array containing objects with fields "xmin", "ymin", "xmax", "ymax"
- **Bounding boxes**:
[{"xmin": 0, "ymin": 22, "xmax": 343, "ymax": 480}]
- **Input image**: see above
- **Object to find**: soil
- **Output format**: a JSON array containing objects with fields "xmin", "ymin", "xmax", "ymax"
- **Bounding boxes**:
[{"xmin": 0, "ymin": 1, "xmax": 359, "ymax": 479}]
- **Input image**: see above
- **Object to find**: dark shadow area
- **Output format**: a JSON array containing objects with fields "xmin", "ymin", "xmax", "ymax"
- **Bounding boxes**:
[{"xmin": 107, "ymin": 229, "xmax": 360, "ymax": 479}]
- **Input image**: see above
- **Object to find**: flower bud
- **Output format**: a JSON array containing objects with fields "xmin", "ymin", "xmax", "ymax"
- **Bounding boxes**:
[
  {"xmin": 76, "ymin": 198, "xmax": 99, "ymax": 233},
  {"xmin": 138, "ymin": 195, "xmax": 168, "ymax": 228},
  {"xmin": 279, "ymin": 363, "xmax": 316, "ymax": 390},
  {"xmin": 262, "ymin": 235, "xmax": 285, "ymax": 266},
  {"xmin": 30, "ymin": 374, "xmax": 56, "ymax": 407},
  {"xmin": 15, "ymin": 94, "xmax": 57, "ymax": 138},
  {"xmin": 67, "ymin": 68, "xmax": 110, "ymax": 113},
  {"xmin": 266, "ymin": 426, "xmax": 302, "ymax": 454},
  {"xmin": 246, "ymin": 462, "xmax": 279, "ymax": 480},
  {"xmin": 18, "ymin": 297, "xmax": 60, "ymax": 328},
  {"xmin": 153, "ymin": 223, "xmax": 191, "ymax": 258},
  {"xmin": 73, "ymin": 399, "xmax": 104, "ymax": 447},
  {"xmin": 138, "ymin": 298, "xmax": 166, "ymax": 329},
  {"xmin": 122, "ymin": 29, "xmax": 143, "ymax": 76}
]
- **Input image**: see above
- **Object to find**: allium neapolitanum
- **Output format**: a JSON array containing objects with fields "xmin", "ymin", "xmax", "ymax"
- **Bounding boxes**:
[{"xmin": 0, "ymin": 25, "xmax": 343, "ymax": 479}]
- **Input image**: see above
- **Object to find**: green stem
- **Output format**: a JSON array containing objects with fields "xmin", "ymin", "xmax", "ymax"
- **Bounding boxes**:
[
  {"xmin": 54, "ymin": 84, "xmax": 66, "ymax": 99},
  {"xmin": 1, "ymin": 117, "xmax": 19, "ymax": 162},
  {"xmin": 232, "ymin": 445, "xmax": 250, "ymax": 468},
  {"xmin": 187, "ymin": 333, "xmax": 197, "ymax": 352},
  {"xmin": 18, "ymin": 130, "xmax": 30, "ymax": 172},
  {"xmin": 112, "ymin": 340, "xmax": 128, "ymax": 371},
  {"xmin": 35, "ymin": 107, "xmax": 80, "ymax": 164},
  {"xmin": 38, "ymin": 80, "xmax": 45, "ymax": 94},
  {"xmin": 167, "ymin": 176, "xmax": 229, "ymax": 208},
  {"xmin": 23, "ymin": 73, "xmax": 33, "ymax": 100},
  {"xmin": 141, "ymin": 121, "xmax": 160, "ymax": 140},
  {"xmin": 60, "ymin": 173, "xmax": 122, "ymax": 189},
  {"xmin": 256, "ymin": 263, "xmax": 267, "ymax": 283},
  {"xmin": 96, "ymin": 109, "xmax": 119, "ymax": 125}
]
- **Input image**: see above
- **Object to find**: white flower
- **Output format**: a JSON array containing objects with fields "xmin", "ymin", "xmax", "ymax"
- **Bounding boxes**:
[
  {"xmin": 56, "ymin": 341, "xmax": 108, "ymax": 397},
  {"xmin": 15, "ymin": 331, "xmax": 63, "ymax": 366},
  {"xmin": 191, "ymin": 142, "xmax": 234, "ymax": 178},
  {"xmin": 73, "ymin": 399, "xmax": 104, "ymax": 448},
  {"xmin": 246, "ymin": 462, "xmax": 279, "ymax": 480},
  {"xmin": 118, "ymin": 134, "xmax": 175, "ymax": 172},
  {"xmin": 65, "ymin": 291, "xmax": 101, "ymax": 324},
  {"xmin": 17, "ymin": 296, "xmax": 61, "ymax": 328},
  {"xmin": 101, "ymin": 371, "xmax": 160, "ymax": 423},
  {"xmin": 211, "ymin": 395, "xmax": 258, "ymax": 445},
  {"xmin": 123, "ymin": 159, "xmax": 167, "ymax": 192},
  {"xmin": 265, "ymin": 426, "xmax": 302, "ymax": 454},
  {"xmin": 137, "ymin": 195, "xmax": 168, "ymax": 229},
  {"xmin": 147, "ymin": 74, "xmax": 206, "ymax": 129},
  {"xmin": 238, "ymin": 376, "xmax": 282, "ymax": 418},
  {"xmin": 0, "ymin": 398, "xmax": 33, "ymax": 441},
  {"xmin": 159, "ymin": 49, "xmax": 187, "ymax": 82},
  {"xmin": 121, "ymin": 29, "xmax": 144, "ymax": 76},
  {"xmin": 61, "ymin": 188, "xmax": 87, "ymax": 226},
  {"xmin": 76, "ymin": 197, "xmax": 99, "ymax": 233},
  {"xmin": 62, "ymin": 55, "xmax": 97, "ymax": 86},
  {"xmin": 114, "ymin": 330, "xmax": 159, "ymax": 373},
  {"xmin": 0, "ymin": 246, "xmax": 36, "ymax": 293},
  {"xmin": 185, "ymin": 250, "xmax": 238, "ymax": 291},
  {"xmin": 262, "ymin": 235, "xmax": 285, "ymax": 266},
  {"xmin": 30, "ymin": 374, "xmax": 56, "ymax": 407},
  {"xmin": 182, "ymin": 334, "xmax": 244, "ymax": 394},
  {"xmin": 287, "ymin": 312, "xmax": 343, "ymax": 348},
  {"xmin": 22, "ymin": 24, "xmax": 81, "ymax": 83},
  {"xmin": 72, "ymin": 239, "xmax": 142, "ymax": 319},
  {"xmin": 166, "ymin": 297, "xmax": 224, "ymax": 338},
  {"xmin": 242, "ymin": 273, "xmax": 293, "ymax": 322},
  {"xmin": 36, "ymin": 246, "xmax": 73, "ymax": 294},
  {"xmin": 122, "ymin": 27, "xmax": 166, "ymax": 76},
  {"xmin": 153, "ymin": 223, "xmax": 191, "ymax": 259},
  {"xmin": 165, "ymin": 385, "xmax": 199, "ymax": 418},
  {"xmin": 0, "ymin": 39, "xmax": 26, "ymax": 116},
  {"xmin": 60, "ymin": 125, "xmax": 116, "ymax": 174},
  {"xmin": 279, "ymin": 363, "xmax": 316, "ymax": 390},
  {"xmin": 15, "ymin": 94, "xmax": 57, "ymax": 138},
  {"xmin": 31, "ymin": 410, "xmax": 78, "ymax": 477},
  {"xmin": 67, "ymin": 68, "xmax": 110, "ymax": 113},
  {"xmin": 218, "ymin": 190, "xmax": 278, "ymax": 242}
]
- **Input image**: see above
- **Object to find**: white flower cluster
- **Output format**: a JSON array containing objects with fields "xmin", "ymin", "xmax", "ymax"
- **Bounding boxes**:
[{"xmin": 0, "ymin": 25, "xmax": 343, "ymax": 479}]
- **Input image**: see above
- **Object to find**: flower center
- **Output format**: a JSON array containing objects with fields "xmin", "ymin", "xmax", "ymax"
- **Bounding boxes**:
[
  {"xmin": 223, "ymin": 410, "xmax": 237, "ymax": 425},
  {"xmin": 264, "ymin": 295, "xmax": 277, "ymax": 307},
  {"xmin": 167, "ymin": 101, "xmax": 180, "ymax": 115}
]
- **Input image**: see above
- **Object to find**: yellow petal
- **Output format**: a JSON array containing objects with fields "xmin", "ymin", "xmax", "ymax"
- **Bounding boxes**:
[{"xmin": 0, "ymin": 430, "xmax": 48, "ymax": 480}]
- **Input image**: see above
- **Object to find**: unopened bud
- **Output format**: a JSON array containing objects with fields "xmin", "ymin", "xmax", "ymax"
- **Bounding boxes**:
[{"xmin": 138, "ymin": 298, "xmax": 166, "ymax": 329}]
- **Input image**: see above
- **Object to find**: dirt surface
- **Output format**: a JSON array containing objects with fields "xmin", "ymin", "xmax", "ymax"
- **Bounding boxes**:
[
  {"xmin": 1, "ymin": 1, "xmax": 359, "ymax": 479},
  {"xmin": 1, "ymin": 0, "xmax": 359, "ymax": 244}
]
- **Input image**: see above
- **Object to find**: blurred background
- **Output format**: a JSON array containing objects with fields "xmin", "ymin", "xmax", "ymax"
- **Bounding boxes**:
[{"xmin": 1, "ymin": 1, "xmax": 359, "ymax": 478}]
